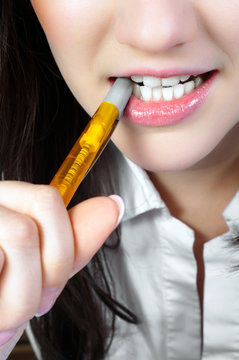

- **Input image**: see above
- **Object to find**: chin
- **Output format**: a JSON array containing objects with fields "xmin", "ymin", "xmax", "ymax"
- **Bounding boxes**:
[{"xmin": 124, "ymin": 148, "xmax": 212, "ymax": 173}]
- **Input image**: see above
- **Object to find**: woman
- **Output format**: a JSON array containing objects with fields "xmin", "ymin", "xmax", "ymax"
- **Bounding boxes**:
[{"xmin": 1, "ymin": 0, "xmax": 239, "ymax": 359}]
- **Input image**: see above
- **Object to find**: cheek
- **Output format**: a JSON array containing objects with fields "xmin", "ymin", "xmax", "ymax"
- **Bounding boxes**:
[
  {"xmin": 31, "ymin": 1, "xmax": 88, "ymax": 48},
  {"xmin": 197, "ymin": 1, "xmax": 239, "ymax": 61},
  {"xmin": 31, "ymin": 0, "xmax": 111, "ymax": 54},
  {"xmin": 31, "ymin": 0, "xmax": 114, "ymax": 115}
]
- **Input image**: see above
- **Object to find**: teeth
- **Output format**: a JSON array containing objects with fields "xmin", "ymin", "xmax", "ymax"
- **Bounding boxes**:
[
  {"xmin": 130, "ymin": 74, "xmax": 185, "ymax": 87},
  {"xmin": 153, "ymin": 87, "xmax": 162, "ymax": 101},
  {"xmin": 180, "ymin": 75, "xmax": 190, "ymax": 82},
  {"xmin": 140, "ymin": 86, "xmax": 152, "ymax": 102},
  {"xmin": 143, "ymin": 76, "xmax": 162, "ymax": 87},
  {"xmin": 133, "ymin": 83, "xmax": 141, "ymax": 98},
  {"xmin": 162, "ymin": 87, "xmax": 174, "ymax": 101},
  {"xmin": 161, "ymin": 76, "xmax": 180, "ymax": 87},
  {"xmin": 184, "ymin": 80, "xmax": 195, "ymax": 94},
  {"xmin": 131, "ymin": 75, "xmax": 143, "ymax": 83},
  {"xmin": 173, "ymin": 84, "xmax": 184, "ymax": 99},
  {"xmin": 132, "ymin": 74, "xmax": 204, "ymax": 102},
  {"xmin": 195, "ymin": 76, "xmax": 203, "ymax": 88}
]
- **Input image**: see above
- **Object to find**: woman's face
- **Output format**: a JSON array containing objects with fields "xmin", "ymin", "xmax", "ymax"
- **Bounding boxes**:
[{"xmin": 30, "ymin": 0, "xmax": 239, "ymax": 172}]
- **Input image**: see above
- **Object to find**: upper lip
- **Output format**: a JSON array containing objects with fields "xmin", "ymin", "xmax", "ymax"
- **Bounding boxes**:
[{"xmin": 111, "ymin": 68, "xmax": 216, "ymax": 79}]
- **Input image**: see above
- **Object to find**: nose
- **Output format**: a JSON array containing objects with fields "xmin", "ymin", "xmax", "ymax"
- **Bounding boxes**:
[{"xmin": 115, "ymin": 0, "xmax": 198, "ymax": 54}]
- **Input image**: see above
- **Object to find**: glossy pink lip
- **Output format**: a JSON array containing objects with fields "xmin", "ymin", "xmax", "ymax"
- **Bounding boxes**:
[{"xmin": 123, "ymin": 71, "xmax": 218, "ymax": 127}]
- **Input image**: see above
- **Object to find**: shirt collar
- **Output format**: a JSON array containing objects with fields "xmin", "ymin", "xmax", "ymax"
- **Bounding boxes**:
[
  {"xmin": 223, "ymin": 191, "xmax": 239, "ymax": 224},
  {"xmin": 221, "ymin": 190, "xmax": 239, "ymax": 241},
  {"xmin": 115, "ymin": 146, "xmax": 239, "ymax": 231},
  {"xmin": 115, "ymin": 150, "xmax": 165, "ymax": 222}
]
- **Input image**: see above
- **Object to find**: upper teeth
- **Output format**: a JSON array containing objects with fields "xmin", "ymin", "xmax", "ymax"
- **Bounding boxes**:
[
  {"xmin": 131, "ymin": 74, "xmax": 191, "ymax": 87},
  {"xmin": 130, "ymin": 74, "xmax": 203, "ymax": 102}
]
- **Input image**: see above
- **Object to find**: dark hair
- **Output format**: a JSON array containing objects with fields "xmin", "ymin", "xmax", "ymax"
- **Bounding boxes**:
[{"xmin": 0, "ymin": 1, "xmax": 138, "ymax": 359}]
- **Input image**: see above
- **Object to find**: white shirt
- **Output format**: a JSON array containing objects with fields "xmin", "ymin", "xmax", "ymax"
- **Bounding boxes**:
[
  {"xmin": 28, "ymin": 147, "xmax": 239, "ymax": 359},
  {"xmin": 105, "ymin": 149, "xmax": 239, "ymax": 360}
]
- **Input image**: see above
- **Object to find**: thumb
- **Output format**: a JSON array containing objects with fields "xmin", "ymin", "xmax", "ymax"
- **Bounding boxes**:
[{"xmin": 68, "ymin": 195, "xmax": 124, "ymax": 277}]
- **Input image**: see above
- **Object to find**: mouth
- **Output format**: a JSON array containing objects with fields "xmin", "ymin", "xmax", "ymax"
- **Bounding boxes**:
[
  {"xmin": 109, "ymin": 70, "xmax": 218, "ymax": 126},
  {"xmin": 129, "ymin": 71, "xmax": 213, "ymax": 102}
]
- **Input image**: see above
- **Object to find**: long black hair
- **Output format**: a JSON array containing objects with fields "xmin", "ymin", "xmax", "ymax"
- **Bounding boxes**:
[{"xmin": 0, "ymin": 1, "xmax": 138, "ymax": 359}]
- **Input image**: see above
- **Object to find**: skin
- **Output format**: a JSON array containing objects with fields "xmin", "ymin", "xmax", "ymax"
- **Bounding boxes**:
[
  {"xmin": 0, "ymin": 186, "xmax": 120, "ymax": 356},
  {"xmin": 30, "ymin": 0, "xmax": 239, "ymax": 172},
  {"xmin": 1, "ymin": 0, "xmax": 239, "ymax": 354},
  {"xmin": 29, "ymin": 0, "xmax": 239, "ymax": 230}
]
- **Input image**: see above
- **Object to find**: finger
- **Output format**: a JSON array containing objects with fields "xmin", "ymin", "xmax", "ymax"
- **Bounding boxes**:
[
  {"xmin": 0, "ymin": 182, "xmax": 74, "ymax": 290},
  {"xmin": 0, "ymin": 322, "xmax": 28, "ymax": 359},
  {"xmin": 30, "ymin": 185, "xmax": 74, "ymax": 289},
  {"xmin": 0, "ymin": 246, "xmax": 5, "ymax": 274},
  {"xmin": 68, "ymin": 195, "xmax": 123, "ymax": 277},
  {"xmin": 0, "ymin": 206, "xmax": 42, "ymax": 329}
]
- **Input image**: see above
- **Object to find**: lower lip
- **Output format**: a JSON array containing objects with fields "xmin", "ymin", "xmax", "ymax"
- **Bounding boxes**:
[{"xmin": 123, "ymin": 71, "xmax": 218, "ymax": 127}]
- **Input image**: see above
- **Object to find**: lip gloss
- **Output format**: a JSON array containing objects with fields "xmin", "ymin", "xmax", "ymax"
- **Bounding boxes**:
[{"xmin": 50, "ymin": 78, "xmax": 133, "ymax": 206}]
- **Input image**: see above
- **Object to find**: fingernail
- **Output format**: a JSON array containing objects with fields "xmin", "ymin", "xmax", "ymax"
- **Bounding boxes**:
[
  {"xmin": 109, "ymin": 195, "xmax": 125, "ymax": 227},
  {"xmin": 0, "ymin": 329, "xmax": 17, "ymax": 346},
  {"xmin": 35, "ymin": 287, "xmax": 60, "ymax": 317}
]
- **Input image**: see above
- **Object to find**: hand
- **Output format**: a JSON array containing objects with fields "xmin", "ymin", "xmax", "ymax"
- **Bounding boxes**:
[{"xmin": 0, "ymin": 181, "xmax": 123, "ymax": 359}]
